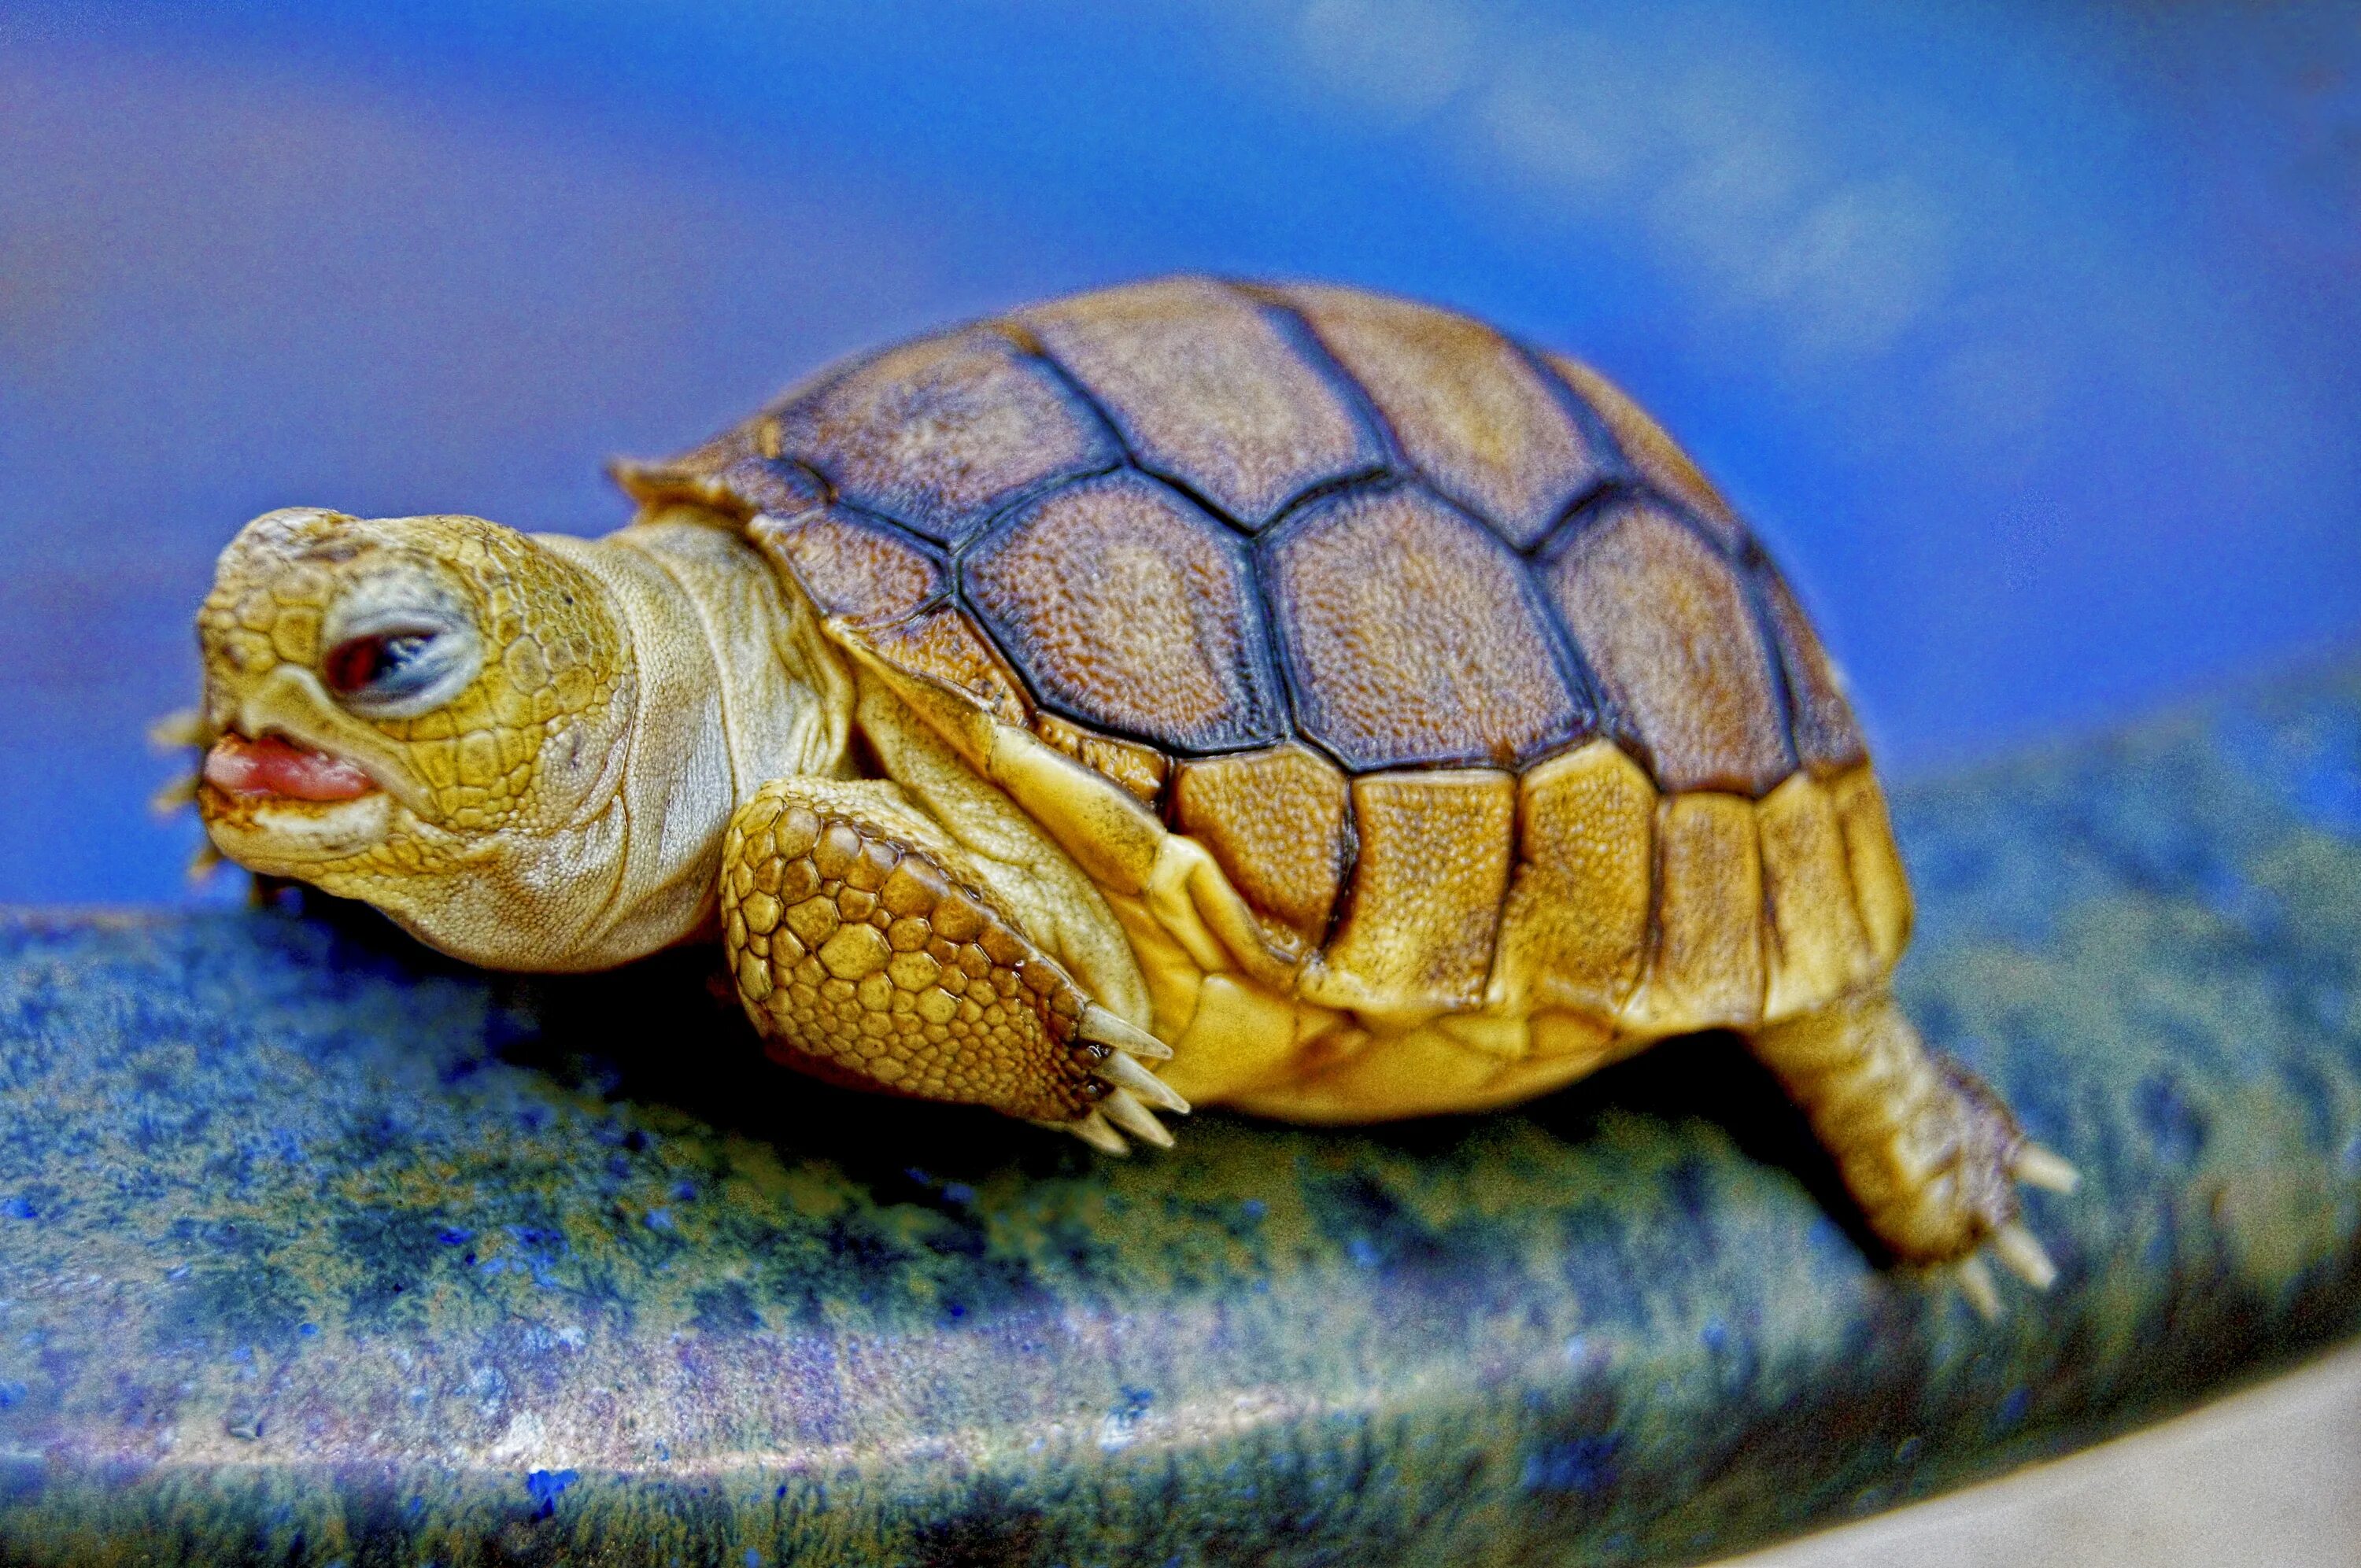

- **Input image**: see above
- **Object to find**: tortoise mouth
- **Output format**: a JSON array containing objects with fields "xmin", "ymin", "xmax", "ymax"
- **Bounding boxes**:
[
  {"xmin": 203, "ymin": 732, "xmax": 379, "ymax": 802},
  {"xmin": 199, "ymin": 734, "xmax": 394, "ymax": 869}
]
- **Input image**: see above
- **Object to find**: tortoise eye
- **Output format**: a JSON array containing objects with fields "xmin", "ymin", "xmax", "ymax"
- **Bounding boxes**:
[
  {"xmin": 320, "ymin": 624, "xmax": 476, "ymax": 718},
  {"xmin": 323, "ymin": 632, "xmax": 431, "ymax": 695}
]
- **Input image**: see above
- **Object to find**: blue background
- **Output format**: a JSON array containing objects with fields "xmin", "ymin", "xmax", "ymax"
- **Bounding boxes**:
[{"xmin": 3, "ymin": 1, "xmax": 2356, "ymax": 903}]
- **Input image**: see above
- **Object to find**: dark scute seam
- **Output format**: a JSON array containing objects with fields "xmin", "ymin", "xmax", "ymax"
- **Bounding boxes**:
[
  {"xmin": 1728, "ymin": 537, "xmax": 1806, "ymax": 793},
  {"xmin": 987, "ymin": 318, "xmax": 1139, "ymax": 470},
  {"xmin": 1256, "ymin": 474, "xmax": 1593, "ymax": 773},
  {"xmin": 1511, "ymin": 338, "xmax": 1639, "ymax": 490},
  {"xmin": 951, "ymin": 474, "xmax": 1288, "ymax": 762},
  {"xmin": 777, "ymin": 455, "xmax": 837, "ymax": 508},
  {"xmin": 777, "ymin": 498, "xmax": 955, "ymax": 625},
  {"xmin": 1225, "ymin": 278, "xmax": 1412, "ymax": 473},
  {"xmin": 1244, "ymin": 510, "xmax": 1348, "ymax": 783},
  {"xmin": 1253, "ymin": 465, "xmax": 1401, "ymax": 540},
  {"xmin": 892, "ymin": 454, "xmax": 1126, "ymax": 552},
  {"xmin": 1316, "ymin": 779, "xmax": 1365, "ymax": 957}
]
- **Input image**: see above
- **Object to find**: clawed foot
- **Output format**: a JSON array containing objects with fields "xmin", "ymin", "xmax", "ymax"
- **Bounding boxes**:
[
  {"xmin": 725, "ymin": 780, "xmax": 1194, "ymax": 1140},
  {"xmin": 1040, "ymin": 1004, "xmax": 1191, "ymax": 1156},
  {"xmin": 1949, "ymin": 1141, "xmax": 2079, "ymax": 1320}
]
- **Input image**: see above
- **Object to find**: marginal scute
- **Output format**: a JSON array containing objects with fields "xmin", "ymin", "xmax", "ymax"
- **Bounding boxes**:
[
  {"xmin": 1018, "ymin": 275, "xmax": 1384, "ymax": 529},
  {"xmin": 1543, "ymin": 352, "xmax": 1744, "ymax": 553},
  {"xmin": 1169, "ymin": 743, "xmax": 1352, "ymax": 946},
  {"xmin": 1757, "ymin": 772, "xmax": 1879, "ymax": 1020},
  {"xmin": 1758, "ymin": 563, "xmax": 1868, "ymax": 775},
  {"xmin": 1266, "ymin": 482, "xmax": 1586, "ymax": 769},
  {"xmin": 748, "ymin": 507, "xmax": 944, "ymax": 626},
  {"xmin": 1542, "ymin": 498, "xmax": 1794, "ymax": 795},
  {"xmin": 1489, "ymin": 740, "xmax": 1655, "ymax": 1019},
  {"xmin": 1280, "ymin": 283, "xmax": 1612, "ymax": 548},
  {"xmin": 1032, "ymin": 713, "xmax": 1166, "ymax": 802},
  {"xmin": 850, "ymin": 608, "xmax": 1032, "ymax": 733},
  {"xmin": 611, "ymin": 437, "xmax": 827, "ymax": 521},
  {"xmin": 1829, "ymin": 765, "xmax": 1912, "ymax": 966},
  {"xmin": 1635, "ymin": 791, "xmax": 1765, "ymax": 1032},
  {"xmin": 1306, "ymin": 769, "xmax": 1517, "ymax": 1020},
  {"xmin": 769, "ymin": 324, "xmax": 1120, "ymax": 544},
  {"xmin": 963, "ymin": 470, "xmax": 1280, "ymax": 753}
]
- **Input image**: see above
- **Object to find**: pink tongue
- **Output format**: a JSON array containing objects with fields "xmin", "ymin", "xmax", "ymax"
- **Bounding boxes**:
[{"xmin": 205, "ymin": 735, "xmax": 376, "ymax": 802}]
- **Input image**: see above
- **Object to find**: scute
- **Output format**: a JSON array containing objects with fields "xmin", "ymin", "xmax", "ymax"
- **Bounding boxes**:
[
  {"xmin": 1758, "ymin": 563, "xmax": 1868, "ymax": 774},
  {"xmin": 1265, "ymin": 481, "xmax": 1587, "ymax": 770},
  {"xmin": 769, "ymin": 325, "xmax": 1120, "ymax": 544},
  {"xmin": 963, "ymin": 471, "xmax": 1280, "ymax": 754},
  {"xmin": 1489, "ymin": 741, "xmax": 1655, "ymax": 1019},
  {"xmin": 1169, "ymin": 743, "xmax": 1352, "ymax": 946},
  {"xmin": 1307, "ymin": 770, "xmax": 1517, "ymax": 1020},
  {"xmin": 1018, "ymin": 276, "xmax": 1385, "ymax": 529},
  {"xmin": 749, "ymin": 507, "xmax": 944, "ymax": 626},
  {"xmin": 1280, "ymin": 283, "xmax": 1613, "ymax": 548},
  {"xmin": 1543, "ymin": 352, "xmax": 1746, "ymax": 554},
  {"xmin": 613, "ymin": 434, "xmax": 826, "ymax": 522},
  {"xmin": 1541, "ymin": 497, "xmax": 1794, "ymax": 795},
  {"xmin": 1639, "ymin": 792, "xmax": 1766, "ymax": 1031},
  {"xmin": 852, "ymin": 608, "xmax": 1031, "ymax": 732},
  {"xmin": 1757, "ymin": 772, "xmax": 1879, "ymax": 1018}
]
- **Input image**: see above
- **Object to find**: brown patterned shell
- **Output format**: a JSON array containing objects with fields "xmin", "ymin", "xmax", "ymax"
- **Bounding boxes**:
[{"xmin": 617, "ymin": 275, "xmax": 1872, "ymax": 970}]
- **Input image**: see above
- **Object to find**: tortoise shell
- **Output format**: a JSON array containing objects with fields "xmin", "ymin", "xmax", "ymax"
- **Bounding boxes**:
[{"xmin": 616, "ymin": 275, "xmax": 1883, "ymax": 1033}]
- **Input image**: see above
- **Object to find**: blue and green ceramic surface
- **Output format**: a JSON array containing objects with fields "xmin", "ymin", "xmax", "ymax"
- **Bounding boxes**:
[{"xmin": 2, "ymin": 659, "xmax": 2356, "ymax": 1564}]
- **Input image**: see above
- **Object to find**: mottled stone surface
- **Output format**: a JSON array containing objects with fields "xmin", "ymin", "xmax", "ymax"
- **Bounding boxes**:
[{"xmin": 2, "ymin": 658, "xmax": 2358, "ymax": 1566}]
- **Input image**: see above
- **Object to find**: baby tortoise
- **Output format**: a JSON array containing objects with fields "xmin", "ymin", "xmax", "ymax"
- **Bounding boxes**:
[{"xmin": 181, "ymin": 276, "xmax": 2073, "ymax": 1311}]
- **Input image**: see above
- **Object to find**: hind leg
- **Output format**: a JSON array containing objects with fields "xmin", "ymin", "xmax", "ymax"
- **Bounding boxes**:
[
  {"xmin": 1749, "ymin": 991, "xmax": 2077, "ymax": 1312},
  {"xmin": 722, "ymin": 776, "xmax": 1186, "ymax": 1152}
]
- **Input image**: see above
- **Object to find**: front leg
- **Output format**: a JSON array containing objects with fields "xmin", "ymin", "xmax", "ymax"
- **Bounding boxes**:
[{"xmin": 722, "ymin": 777, "xmax": 1186, "ymax": 1152}]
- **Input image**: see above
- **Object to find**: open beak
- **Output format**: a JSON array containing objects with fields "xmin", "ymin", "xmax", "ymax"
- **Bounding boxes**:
[
  {"xmin": 203, "ymin": 732, "xmax": 379, "ymax": 802},
  {"xmin": 198, "ymin": 729, "xmax": 396, "ymax": 869}
]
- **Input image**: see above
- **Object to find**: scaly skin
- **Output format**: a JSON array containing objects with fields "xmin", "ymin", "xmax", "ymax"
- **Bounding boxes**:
[
  {"xmin": 722, "ymin": 776, "xmax": 1185, "ymax": 1145},
  {"xmin": 191, "ymin": 506, "xmax": 819, "ymax": 972},
  {"xmin": 197, "ymin": 507, "xmax": 632, "ymax": 887}
]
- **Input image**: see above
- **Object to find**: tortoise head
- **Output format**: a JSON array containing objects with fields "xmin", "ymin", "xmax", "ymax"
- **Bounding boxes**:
[{"xmin": 195, "ymin": 507, "xmax": 639, "ymax": 967}]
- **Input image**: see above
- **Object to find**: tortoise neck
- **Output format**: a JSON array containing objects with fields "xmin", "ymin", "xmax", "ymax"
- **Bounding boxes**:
[{"xmin": 530, "ymin": 510, "xmax": 849, "ymax": 965}]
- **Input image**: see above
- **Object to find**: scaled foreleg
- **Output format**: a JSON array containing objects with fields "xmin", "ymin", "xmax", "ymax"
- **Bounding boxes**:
[{"xmin": 721, "ymin": 776, "xmax": 1184, "ymax": 1151}]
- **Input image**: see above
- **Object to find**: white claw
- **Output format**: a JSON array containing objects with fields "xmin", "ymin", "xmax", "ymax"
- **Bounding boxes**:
[
  {"xmin": 187, "ymin": 841, "xmax": 224, "ymax": 881},
  {"xmin": 149, "ymin": 708, "xmax": 210, "ymax": 750},
  {"xmin": 1991, "ymin": 1223, "xmax": 2058, "ymax": 1290},
  {"xmin": 1097, "ymin": 1048, "xmax": 1190, "ymax": 1113},
  {"xmin": 150, "ymin": 774, "xmax": 201, "ymax": 816},
  {"xmin": 1069, "ymin": 1110, "xmax": 1130, "ymax": 1157},
  {"xmin": 1956, "ymin": 1256, "xmax": 2003, "ymax": 1322},
  {"xmin": 1096, "ymin": 1087, "xmax": 1176, "ymax": 1149},
  {"xmin": 1079, "ymin": 1003, "xmax": 1172, "ymax": 1060},
  {"xmin": 2014, "ymin": 1144, "xmax": 2082, "ymax": 1194}
]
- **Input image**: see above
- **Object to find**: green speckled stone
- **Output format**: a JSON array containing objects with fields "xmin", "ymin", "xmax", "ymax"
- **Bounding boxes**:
[{"xmin": 3, "ymin": 659, "xmax": 2359, "ymax": 1566}]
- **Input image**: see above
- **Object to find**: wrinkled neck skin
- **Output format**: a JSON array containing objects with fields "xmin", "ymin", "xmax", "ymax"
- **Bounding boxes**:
[{"xmin": 528, "ymin": 509, "xmax": 851, "ymax": 970}]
